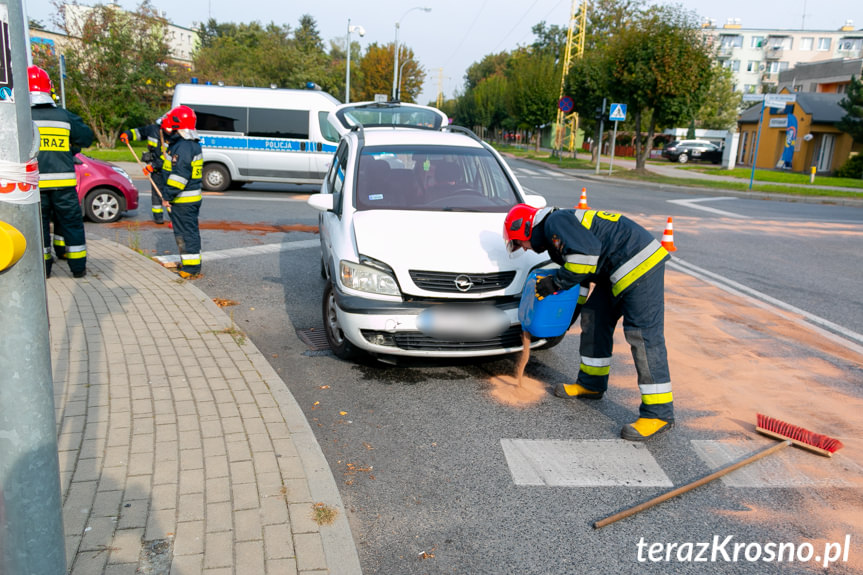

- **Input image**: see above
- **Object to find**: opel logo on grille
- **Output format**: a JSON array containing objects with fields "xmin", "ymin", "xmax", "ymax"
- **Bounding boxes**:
[{"xmin": 454, "ymin": 274, "xmax": 473, "ymax": 292}]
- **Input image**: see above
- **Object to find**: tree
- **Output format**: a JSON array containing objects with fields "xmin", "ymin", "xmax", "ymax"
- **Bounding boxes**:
[
  {"xmin": 696, "ymin": 64, "xmax": 742, "ymax": 131},
  {"xmin": 506, "ymin": 49, "xmax": 558, "ymax": 151},
  {"xmin": 34, "ymin": 1, "xmax": 179, "ymax": 148},
  {"xmin": 837, "ymin": 75, "xmax": 863, "ymax": 143},
  {"xmin": 355, "ymin": 42, "xmax": 425, "ymax": 103}
]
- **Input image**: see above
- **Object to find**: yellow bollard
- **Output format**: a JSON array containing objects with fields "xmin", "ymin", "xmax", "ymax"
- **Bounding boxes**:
[
  {"xmin": 810, "ymin": 166, "xmax": 816, "ymax": 184},
  {"xmin": 0, "ymin": 220, "xmax": 27, "ymax": 271}
]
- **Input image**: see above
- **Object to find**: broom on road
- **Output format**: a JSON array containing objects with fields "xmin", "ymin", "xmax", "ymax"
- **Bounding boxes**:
[
  {"xmin": 121, "ymin": 138, "xmax": 172, "ymax": 229},
  {"xmin": 593, "ymin": 413, "xmax": 844, "ymax": 529}
]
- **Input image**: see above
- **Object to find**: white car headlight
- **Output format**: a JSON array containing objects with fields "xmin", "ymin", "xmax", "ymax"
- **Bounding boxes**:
[
  {"xmin": 340, "ymin": 260, "xmax": 400, "ymax": 296},
  {"xmin": 112, "ymin": 166, "xmax": 134, "ymax": 185}
]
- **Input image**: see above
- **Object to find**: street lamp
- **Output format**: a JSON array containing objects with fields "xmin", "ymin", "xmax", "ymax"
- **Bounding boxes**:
[
  {"xmin": 345, "ymin": 19, "xmax": 365, "ymax": 103},
  {"xmin": 397, "ymin": 58, "xmax": 412, "ymax": 101},
  {"xmin": 392, "ymin": 6, "xmax": 430, "ymax": 101}
]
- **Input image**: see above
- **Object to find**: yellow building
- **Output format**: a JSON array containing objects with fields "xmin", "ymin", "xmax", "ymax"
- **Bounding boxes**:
[{"xmin": 736, "ymin": 91, "xmax": 859, "ymax": 174}]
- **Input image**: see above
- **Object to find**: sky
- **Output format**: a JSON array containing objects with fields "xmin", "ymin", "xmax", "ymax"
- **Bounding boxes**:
[{"xmin": 23, "ymin": 0, "xmax": 863, "ymax": 104}]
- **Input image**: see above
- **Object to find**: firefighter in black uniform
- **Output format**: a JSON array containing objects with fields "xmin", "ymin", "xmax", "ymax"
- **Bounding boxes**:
[
  {"xmin": 160, "ymin": 105, "xmax": 203, "ymax": 278},
  {"xmin": 504, "ymin": 203, "xmax": 674, "ymax": 441},
  {"xmin": 120, "ymin": 120, "xmax": 166, "ymax": 224},
  {"xmin": 29, "ymin": 66, "xmax": 94, "ymax": 278}
]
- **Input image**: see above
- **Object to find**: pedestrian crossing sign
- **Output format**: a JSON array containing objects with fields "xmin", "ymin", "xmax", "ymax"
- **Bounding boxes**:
[{"xmin": 609, "ymin": 103, "xmax": 627, "ymax": 122}]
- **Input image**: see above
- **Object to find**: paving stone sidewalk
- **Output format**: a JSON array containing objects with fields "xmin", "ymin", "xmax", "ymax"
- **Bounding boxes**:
[{"xmin": 47, "ymin": 239, "xmax": 361, "ymax": 575}]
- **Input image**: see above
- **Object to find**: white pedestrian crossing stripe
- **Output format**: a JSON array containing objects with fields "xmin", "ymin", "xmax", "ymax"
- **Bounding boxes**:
[
  {"xmin": 501, "ymin": 439, "xmax": 673, "ymax": 487},
  {"xmin": 154, "ymin": 239, "xmax": 319, "ymax": 265},
  {"xmin": 691, "ymin": 440, "xmax": 863, "ymax": 488},
  {"xmin": 517, "ymin": 168, "xmax": 542, "ymax": 176}
]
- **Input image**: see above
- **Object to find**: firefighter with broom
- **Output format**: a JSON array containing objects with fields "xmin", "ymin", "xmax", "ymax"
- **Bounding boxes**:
[
  {"xmin": 120, "ymin": 118, "xmax": 167, "ymax": 224},
  {"xmin": 159, "ymin": 105, "xmax": 204, "ymax": 279},
  {"xmin": 503, "ymin": 203, "xmax": 673, "ymax": 441}
]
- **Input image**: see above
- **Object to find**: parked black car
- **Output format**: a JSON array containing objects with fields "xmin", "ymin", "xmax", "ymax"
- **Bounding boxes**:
[{"xmin": 662, "ymin": 140, "xmax": 723, "ymax": 164}]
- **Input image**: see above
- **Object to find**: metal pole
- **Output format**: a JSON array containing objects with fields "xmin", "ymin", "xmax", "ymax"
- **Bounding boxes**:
[
  {"xmin": 594, "ymin": 97, "xmax": 606, "ymax": 175},
  {"xmin": 608, "ymin": 120, "xmax": 619, "ymax": 175},
  {"xmin": 391, "ymin": 22, "xmax": 399, "ymax": 100},
  {"xmin": 345, "ymin": 19, "xmax": 351, "ymax": 103},
  {"xmin": 749, "ymin": 98, "xmax": 766, "ymax": 190},
  {"xmin": 0, "ymin": 0, "xmax": 67, "ymax": 573}
]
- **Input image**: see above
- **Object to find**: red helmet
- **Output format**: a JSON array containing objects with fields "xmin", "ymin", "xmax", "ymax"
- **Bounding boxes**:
[
  {"xmin": 28, "ymin": 66, "xmax": 53, "ymax": 93},
  {"xmin": 161, "ymin": 105, "xmax": 196, "ymax": 132},
  {"xmin": 503, "ymin": 203, "xmax": 541, "ymax": 252}
]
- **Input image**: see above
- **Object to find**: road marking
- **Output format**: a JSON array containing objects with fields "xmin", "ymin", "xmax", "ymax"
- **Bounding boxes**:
[
  {"xmin": 516, "ymin": 168, "xmax": 542, "ymax": 176},
  {"xmin": 153, "ymin": 239, "xmax": 319, "ymax": 265},
  {"xmin": 691, "ymin": 440, "xmax": 863, "ymax": 488},
  {"xmin": 501, "ymin": 439, "xmax": 673, "ymax": 487},
  {"xmin": 670, "ymin": 258, "xmax": 863, "ymax": 352},
  {"xmin": 668, "ymin": 197, "xmax": 751, "ymax": 218}
]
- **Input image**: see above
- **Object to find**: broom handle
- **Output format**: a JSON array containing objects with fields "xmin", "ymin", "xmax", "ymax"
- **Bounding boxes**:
[
  {"xmin": 122, "ymin": 138, "xmax": 166, "ymax": 204},
  {"xmin": 593, "ymin": 440, "xmax": 791, "ymax": 529}
]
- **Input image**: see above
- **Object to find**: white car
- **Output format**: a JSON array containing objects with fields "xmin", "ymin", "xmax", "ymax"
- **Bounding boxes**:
[{"xmin": 307, "ymin": 101, "xmax": 556, "ymax": 361}]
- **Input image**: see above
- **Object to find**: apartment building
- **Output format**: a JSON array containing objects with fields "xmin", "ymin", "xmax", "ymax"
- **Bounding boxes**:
[
  {"xmin": 30, "ymin": 3, "xmax": 199, "ymax": 69},
  {"xmin": 702, "ymin": 18, "xmax": 863, "ymax": 94}
]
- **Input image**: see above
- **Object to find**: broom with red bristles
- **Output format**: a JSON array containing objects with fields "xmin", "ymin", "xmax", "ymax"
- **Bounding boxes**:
[{"xmin": 593, "ymin": 414, "xmax": 843, "ymax": 529}]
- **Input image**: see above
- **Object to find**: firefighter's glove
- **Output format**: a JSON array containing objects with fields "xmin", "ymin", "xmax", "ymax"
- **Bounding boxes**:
[
  {"xmin": 535, "ymin": 275, "xmax": 559, "ymax": 300},
  {"xmin": 143, "ymin": 165, "xmax": 154, "ymax": 176},
  {"xmin": 120, "ymin": 132, "xmax": 130, "ymax": 144}
]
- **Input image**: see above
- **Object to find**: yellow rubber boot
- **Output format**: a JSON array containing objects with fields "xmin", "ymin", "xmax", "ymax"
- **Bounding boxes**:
[
  {"xmin": 553, "ymin": 382, "xmax": 604, "ymax": 399},
  {"xmin": 621, "ymin": 418, "xmax": 674, "ymax": 442}
]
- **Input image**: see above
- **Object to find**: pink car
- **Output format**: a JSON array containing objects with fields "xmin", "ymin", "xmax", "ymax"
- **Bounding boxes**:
[{"xmin": 75, "ymin": 153, "xmax": 139, "ymax": 223}]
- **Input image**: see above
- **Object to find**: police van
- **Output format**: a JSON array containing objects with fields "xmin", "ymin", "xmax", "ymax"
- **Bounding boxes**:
[{"xmin": 171, "ymin": 84, "xmax": 341, "ymax": 191}]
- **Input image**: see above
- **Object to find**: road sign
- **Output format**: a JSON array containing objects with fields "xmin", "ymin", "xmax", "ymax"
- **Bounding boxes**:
[
  {"xmin": 765, "ymin": 94, "xmax": 796, "ymax": 109},
  {"xmin": 609, "ymin": 103, "xmax": 627, "ymax": 122},
  {"xmin": 558, "ymin": 96, "xmax": 574, "ymax": 113}
]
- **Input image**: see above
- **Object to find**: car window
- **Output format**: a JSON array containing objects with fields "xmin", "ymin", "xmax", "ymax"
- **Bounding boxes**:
[
  {"xmin": 353, "ymin": 145, "xmax": 519, "ymax": 213},
  {"xmin": 327, "ymin": 142, "xmax": 349, "ymax": 215},
  {"xmin": 318, "ymin": 111, "xmax": 340, "ymax": 143}
]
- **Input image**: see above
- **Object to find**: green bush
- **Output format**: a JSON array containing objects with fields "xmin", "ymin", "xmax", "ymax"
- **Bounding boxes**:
[{"xmin": 835, "ymin": 154, "xmax": 863, "ymax": 179}]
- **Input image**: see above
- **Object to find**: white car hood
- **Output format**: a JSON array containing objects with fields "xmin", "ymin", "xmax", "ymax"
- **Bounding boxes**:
[{"xmin": 351, "ymin": 210, "xmax": 544, "ymax": 295}]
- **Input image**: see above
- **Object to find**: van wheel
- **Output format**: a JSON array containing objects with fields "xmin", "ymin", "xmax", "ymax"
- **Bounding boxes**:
[
  {"xmin": 323, "ymin": 281, "xmax": 361, "ymax": 360},
  {"xmin": 203, "ymin": 164, "xmax": 230, "ymax": 192}
]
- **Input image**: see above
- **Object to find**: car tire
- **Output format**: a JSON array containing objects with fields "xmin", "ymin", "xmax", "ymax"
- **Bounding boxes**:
[
  {"xmin": 84, "ymin": 187, "xmax": 124, "ymax": 223},
  {"xmin": 323, "ymin": 281, "xmax": 361, "ymax": 360},
  {"xmin": 677, "ymin": 153, "xmax": 689, "ymax": 164},
  {"xmin": 202, "ymin": 163, "xmax": 230, "ymax": 192}
]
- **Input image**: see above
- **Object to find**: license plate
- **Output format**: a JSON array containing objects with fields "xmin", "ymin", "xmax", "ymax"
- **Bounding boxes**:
[{"xmin": 416, "ymin": 305, "xmax": 509, "ymax": 341}]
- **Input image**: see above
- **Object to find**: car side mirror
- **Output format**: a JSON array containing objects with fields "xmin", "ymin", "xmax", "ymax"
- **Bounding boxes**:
[
  {"xmin": 522, "ymin": 194, "xmax": 547, "ymax": 209},
  {"xmin": 307, "ymin": 193, "xmax": 334, "ymax": 212}
]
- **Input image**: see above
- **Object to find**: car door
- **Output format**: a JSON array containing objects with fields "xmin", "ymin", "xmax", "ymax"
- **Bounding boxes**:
[{"xmin": 319, "ymin": 141, "xmax": 350, "ymax": 278}]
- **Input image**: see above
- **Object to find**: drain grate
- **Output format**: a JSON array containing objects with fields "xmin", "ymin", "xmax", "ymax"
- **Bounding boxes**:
[{"xmin": 297, "ymin": 327, "xmax": 331, "ymax": 351}]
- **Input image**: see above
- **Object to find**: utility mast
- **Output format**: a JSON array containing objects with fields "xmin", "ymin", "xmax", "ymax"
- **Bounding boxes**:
[
  {"xmin": 436, "ymin": 68, "xmax": 444, "ymax": 109},
  {"xmin": 554, "ymin": 0, "xmax": 587, "ymax": 156}
]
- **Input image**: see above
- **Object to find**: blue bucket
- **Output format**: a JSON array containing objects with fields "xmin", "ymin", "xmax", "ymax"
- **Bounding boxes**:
[{"xmin": 518, "ymin": 270, "xmax": 579, "ymax": 338}]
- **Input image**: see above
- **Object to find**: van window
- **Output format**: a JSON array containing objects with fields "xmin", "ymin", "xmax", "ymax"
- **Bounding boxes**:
[
  {"xmin": 190, "ymin": 105, "xmax": 247, "ymax": 133},
  {"xmin": 319, "ymin": 112, "xmax": 340, "ymax": 143},
  {"xmin": 248, "ymin": 108, "xmax": 308, "ymax": 139}
]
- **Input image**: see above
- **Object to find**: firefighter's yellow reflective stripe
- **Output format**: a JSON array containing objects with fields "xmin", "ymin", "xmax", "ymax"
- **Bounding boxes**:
[
  {"xmin": 66, "ymin": 246, "xmax": 87, "ymax": 260},
  {"xmin": 578, "ymin": 285, "xmax": 589, "ymax": 304},
  {"xmin": 639, "ymin": 382, "xmax": 672, "ymax": 396},
  {"xmin": 152, "ymin": 206, "xmax": 164, "ymax": 214},
  {"xmin": 181, "ymin": 253, "xmax": 201, "ymax": 265},
  {"xmin": 39, "ymin": 172, "xmax": 77, "ymax": 188},
  {"xmin": 580, "ymin": 210, "xmax": 596, "ymax": 229},
  {"xmin": 167, "ymin": 173, "xmax": 189, "ymax": 188},
  {"xmin": 580, "ymin": 355, "xmax": 611, "ymax": 376},
  {"xmin": 642, "ymin": 392, "xmax": 673, "ymax": 405},
  {"xmin": 173, "ymin": 189, "xmax": 202, "ymax": 203},
  {"xmin": 43, "ymin": 247, "xmax": 52, "ymax": 261},
  {"xmin": 576, "ymin": 210, "xmax": 621, "ymax": 230},
  {"xmin": 563, "ymin": 253, "xmax": 598, "ymax": 275},
  {"xmin": 162, "ymin": 157, "xmax": 173, "ymax": 171},
  {"xmin": 611, "ymin": 241, "xmax": 669, "ymax": 296},
  {"xmin": 191, "ymin": 155, "xmax": 203, "ymax": 179},
  {"xmin": 53, "ymin": 236, "xmax": 66, "ymax": 247},
  {"xmin": 35, "ymin": 122, "xmax": 71, "ymax": 152}
]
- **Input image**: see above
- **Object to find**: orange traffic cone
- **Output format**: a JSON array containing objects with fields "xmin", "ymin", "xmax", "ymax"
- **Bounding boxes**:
[
  {"xmin": 576, "ymin": 187, "xmax": 590, "ymax": 210},
  {"xmin": 661, "ymin": 216, "xmax": 677, "ymax": 252}
]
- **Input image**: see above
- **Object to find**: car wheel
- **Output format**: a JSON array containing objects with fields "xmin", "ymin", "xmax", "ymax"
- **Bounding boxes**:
[
  {"xmin": 322, "ymin": 281, "xmax": 361, "ymax": 360},
  {"xmin": 84, "ymin": 187, "xmax": 123, "ymax": 223},
  {"xmin": 202, "ymin": 163, "xmax": 230, "ymax": 192},
  {"xmin": 677, "ymin": 153, "xmax": 689, "ymax": 164}
]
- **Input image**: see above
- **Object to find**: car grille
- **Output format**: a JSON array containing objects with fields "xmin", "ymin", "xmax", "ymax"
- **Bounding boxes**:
[
  {"xmin": 385, "ymin": 325, "xmax": 524, "ymax": 351},
  {"xmin": 409, "ymin": 270, "xmax": 516, "ymax": 293}
]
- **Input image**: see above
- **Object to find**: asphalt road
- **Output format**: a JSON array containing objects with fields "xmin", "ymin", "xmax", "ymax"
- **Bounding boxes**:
[{"xmin": 85, "ymin": 161, "xmax": 863, "ymax": 574}]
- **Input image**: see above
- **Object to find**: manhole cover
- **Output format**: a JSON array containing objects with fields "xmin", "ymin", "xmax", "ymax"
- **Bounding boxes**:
[{"xmin": 297, "ymin": 327, "xmax": 330, "ymax": 351}]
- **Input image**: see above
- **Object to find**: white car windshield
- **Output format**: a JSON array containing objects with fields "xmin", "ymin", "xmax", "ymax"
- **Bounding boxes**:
[{"xmin": 354, "ymin": 145, "xmax": 520, "ymax": 213}]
